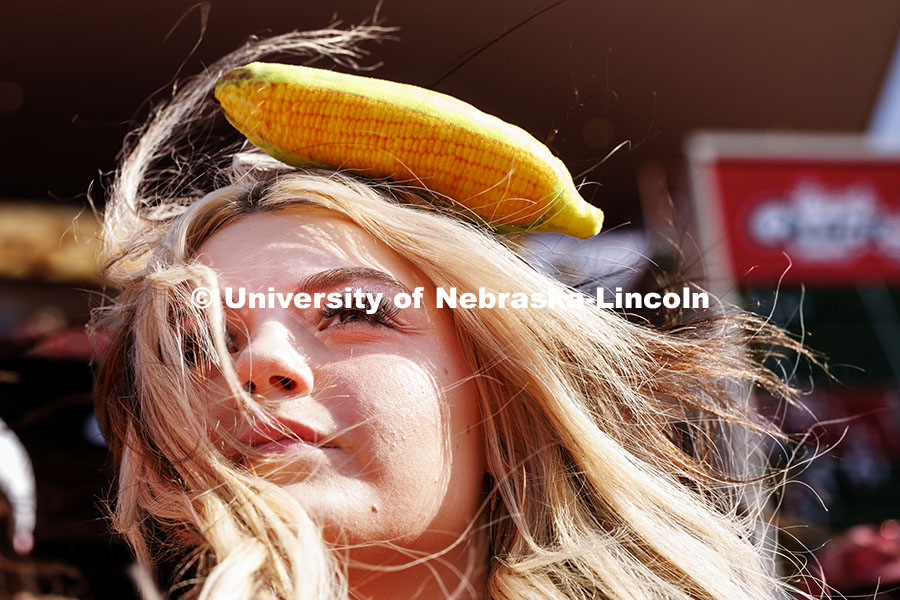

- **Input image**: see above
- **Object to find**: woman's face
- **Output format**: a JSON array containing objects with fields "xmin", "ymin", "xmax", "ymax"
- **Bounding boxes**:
[{"xmin": 195, "ymin": 207, "xmax": 485, "ymax": 556}]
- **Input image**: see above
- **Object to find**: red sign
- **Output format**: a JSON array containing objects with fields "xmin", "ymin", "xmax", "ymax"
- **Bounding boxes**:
[{"xmin": 689, "ymin": 134, "xmax": 900, "ymax": 285}]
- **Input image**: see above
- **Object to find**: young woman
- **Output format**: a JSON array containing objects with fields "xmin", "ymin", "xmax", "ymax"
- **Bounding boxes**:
[{"xmin": 92, "ymin": 24, "xmax": 810, "ymax": 600}]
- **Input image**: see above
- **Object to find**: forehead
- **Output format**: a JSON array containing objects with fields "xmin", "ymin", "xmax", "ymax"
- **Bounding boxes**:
[{"xmin": 196, "ymin": 207, "xmax": 429, "ymax": 291}]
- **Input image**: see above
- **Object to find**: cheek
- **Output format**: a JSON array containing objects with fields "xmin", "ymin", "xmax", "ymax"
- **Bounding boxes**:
[
  {"xmin": 193, "ymin": 380, "xmax": 243, "ymax": 449},
  {"xmin": 330, "ymin": 356, "xmax": 448, "ymax": 478},
  {"xmin": 320, "ymin": 354, "xmax": 483, "ymax": 538}
]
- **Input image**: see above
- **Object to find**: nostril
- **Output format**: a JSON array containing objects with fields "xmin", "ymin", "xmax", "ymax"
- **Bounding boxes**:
[
  {"xmin": 243, "ymin": 381, "xmax": 257, "ymax": 394},
  {"xmin": 271, "ymin": 376, "xmax": 296, "ymax": 391}
]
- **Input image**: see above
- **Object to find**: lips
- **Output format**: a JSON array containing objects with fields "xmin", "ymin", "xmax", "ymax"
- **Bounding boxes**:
[{"xmin": 238, "ymin": 418, "xmax": 337, "ymax": 450}]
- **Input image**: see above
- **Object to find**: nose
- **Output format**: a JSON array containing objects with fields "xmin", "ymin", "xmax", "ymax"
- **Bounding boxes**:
[{"xmin": 233, "ymin": 319, "xmax": 315, "ymax": 398}]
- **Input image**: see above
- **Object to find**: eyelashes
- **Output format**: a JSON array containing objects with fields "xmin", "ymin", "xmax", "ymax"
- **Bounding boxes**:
[
  {"xmin": 223, "ymin": 326, "xmax": 240, "ymax": 354},
  {"xmin": 318, "ymin": 296, "xmax": 402, "ymax": 330}
]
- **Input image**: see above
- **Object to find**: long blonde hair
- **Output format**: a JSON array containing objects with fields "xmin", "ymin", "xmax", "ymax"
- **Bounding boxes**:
[{"xmin": 92, "ymin": 24, "xmax": 810, "ymax": 600}]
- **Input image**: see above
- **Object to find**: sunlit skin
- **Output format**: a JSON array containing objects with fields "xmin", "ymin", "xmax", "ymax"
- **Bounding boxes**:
[{"xmin": 196, "ymin": 208, "xmax": 489, "ymax": 599}]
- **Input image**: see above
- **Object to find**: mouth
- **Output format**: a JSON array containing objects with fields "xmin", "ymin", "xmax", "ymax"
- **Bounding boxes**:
[{"xmin": 238, "ymin": 418, "xmax": 338, "ymax": 451}]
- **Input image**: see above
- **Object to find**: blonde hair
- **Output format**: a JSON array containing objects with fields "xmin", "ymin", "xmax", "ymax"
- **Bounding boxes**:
[{"xmin": 92, "ymin": 24, "xmax": 811, "ymax": 600}]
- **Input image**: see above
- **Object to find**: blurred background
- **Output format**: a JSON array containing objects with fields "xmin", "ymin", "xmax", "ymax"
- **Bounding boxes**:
[{"xmin": 2, "ymin": 1, "xmax": 900, "ymax": 597}]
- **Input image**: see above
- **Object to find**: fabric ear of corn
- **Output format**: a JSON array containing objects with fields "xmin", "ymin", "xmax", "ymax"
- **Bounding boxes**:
[{"xmin": 214, "ymin": 62, "xmax": 604, "ymax": 238}]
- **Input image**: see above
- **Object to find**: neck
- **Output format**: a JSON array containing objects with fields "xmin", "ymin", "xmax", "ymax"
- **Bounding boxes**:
[{"xmin": 346, "ymin": 534, "xmax": 490, "ymax": 600}]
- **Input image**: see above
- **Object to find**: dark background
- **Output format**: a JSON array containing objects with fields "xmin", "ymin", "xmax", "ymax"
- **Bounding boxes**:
[{"xmin": 4, "ymin": 0, "xmax": 899, "ymax": 226}]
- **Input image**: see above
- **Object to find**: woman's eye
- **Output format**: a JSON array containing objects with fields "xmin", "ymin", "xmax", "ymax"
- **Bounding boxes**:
[
  {"xmin": 224, "ymin": 328, "xmax": 240, "ymax": 353},
  {"xmin": 320, "ymin": 301, "xmax": 400, "ymax": 329},
  {"xmin": 336, "ymin": 309, "xmax": 375, "ymax": 324}
]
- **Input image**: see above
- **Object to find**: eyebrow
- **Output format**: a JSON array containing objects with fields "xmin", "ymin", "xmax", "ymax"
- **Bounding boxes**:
[{"xmin": 296, "ymin": 267, "xmax": 413, "ymax": 295}]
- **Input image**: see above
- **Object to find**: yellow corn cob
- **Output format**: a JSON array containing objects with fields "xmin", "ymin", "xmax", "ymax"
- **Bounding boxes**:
[{"xmin": 214, "ymin": 62, "xmax": 603, "ymax": 238}]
